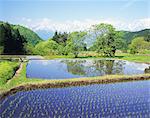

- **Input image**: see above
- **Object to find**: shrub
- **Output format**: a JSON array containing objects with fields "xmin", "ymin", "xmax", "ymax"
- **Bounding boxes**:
[
  {"xmin": 35, "ymin": 40, "xmax": 59, "ymax": 56},
  {"xmin": 129, "ymin": 37, "xmax": 150, "ymax": 54}
]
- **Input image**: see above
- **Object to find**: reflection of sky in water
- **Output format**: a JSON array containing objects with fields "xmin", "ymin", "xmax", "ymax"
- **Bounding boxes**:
[
  {"xmin": 123, "ymin": 61, "xmax": 150, "ymax": 75},
  {"xmin": 26, "ymin": 59, "xmax": 150, "ymax": 80}
]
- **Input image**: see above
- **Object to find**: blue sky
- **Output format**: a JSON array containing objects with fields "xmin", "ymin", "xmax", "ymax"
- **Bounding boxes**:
[
  {"xmin": 0, "ymin": 0, "xmax": 149, "ymax": 21},
  {"xmin": 0, "ymin": 0, "xmax": 149, "ymax": 32}
]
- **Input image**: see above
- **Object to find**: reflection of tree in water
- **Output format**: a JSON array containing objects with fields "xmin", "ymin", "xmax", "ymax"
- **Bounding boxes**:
[
  {"xmin": 92, "ymin": 60, "xmax": 124, "ymax": 75},
  {"xmin": 145, "ymin": 66, "xmax": 150, "ymax": 73},
  {"xmin": 61, "ymin": 60, "xmax": 86, "ymax": 75},
  {"xmin": 61, "ymin": 59, "xmax": 125, "ymax": 77}
]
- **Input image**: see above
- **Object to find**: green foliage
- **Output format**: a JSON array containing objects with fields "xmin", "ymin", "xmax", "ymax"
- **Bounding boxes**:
[
  {"xmin": 144, "ymin": 34, "xmax": 150, "ymax": 42},
  {"xmin": 52, "ymin": 31, "xmax": 68, "ymax": 46},
  {"xmin": 129, "ymin": 47, "xmax": 138, "ymax": 54},
  {"xmin": 120, "ymin": 29, "xmax": 150, "ymax": 45},
  {"xmin": 36, "ymin": 31, "xmax": 87, "ymax": 57},
  {"xmin": 56, "ymin": 45, "xmax": 69, "ymax": 55},
  {"xmin": 129, "ymin": 37, "xmax": 150, "ymax": 54},
  {"xmin": 13, "ymin": 25, "xmax": 42, "ymax": 46},
  {"xmin": 0, "ymin": 62, "xmax": 19, "ymax": 86},
  {"xmin": 0, "ymin": 22, "xmax": 27, "ymax": 54},
  {"xmin": 0, "ymin": 21, "xmax": 43, "ymax": 54},
  {"xmin": 35, "ymin": 39, "xmax": 59, "ymax": 56},
  {"xmin": 66, "ymin": 31, "xmax": 87, "ymax": 58},
  {"xmin": 24, "ymin": 43, "xmax": 35, "ymax": 55},
  {"xmin": 91, "ymin": 23, "xmax": 123, "ymax": 57}
]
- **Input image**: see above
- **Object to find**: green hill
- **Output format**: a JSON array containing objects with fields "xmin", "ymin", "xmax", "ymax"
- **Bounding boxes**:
[
  {"xmin": 0, "ymin": 21, "xmax": 43, "ymax": 46},
  {"xmin": 13, "ymin": 25, "xmax": 42, "ymax": 46},
  {"xmin": 0, "ymin": 21, "xmax": 43, "ymax": 54},
  {"xmin": 120, "ymin": 29, "xmax": 150, "ymax": 44}
]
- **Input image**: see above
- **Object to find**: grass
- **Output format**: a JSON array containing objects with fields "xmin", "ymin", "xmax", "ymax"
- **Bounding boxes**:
[
  {"xmin": 0, "ymin": 63, "xmax": 43, "ymax": 92},
  {"xmin": 45, "ymin": 51, "xmax": 150, "ymax": 63},
  {"xmin": 115, "ymin": 52, "xmax": 150, "ymax": 63},
  {"xmin": 0, "ymin": 62, "xmax": 19, "ymax": 87}
]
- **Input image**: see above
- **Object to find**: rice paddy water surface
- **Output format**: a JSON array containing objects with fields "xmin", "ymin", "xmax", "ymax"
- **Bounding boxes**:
[
  {"xmin": 0, "ymin": 80, "xmax": 150, "ymax": 117},
  {"xmin": 26, "ymin": 59, "xmax": 150, "ymax": 79}
]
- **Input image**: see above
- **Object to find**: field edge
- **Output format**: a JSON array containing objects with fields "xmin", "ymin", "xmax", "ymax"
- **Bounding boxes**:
[{"xmin": 0, "ymin": 73, "xmax": 150, "ymax": 100}]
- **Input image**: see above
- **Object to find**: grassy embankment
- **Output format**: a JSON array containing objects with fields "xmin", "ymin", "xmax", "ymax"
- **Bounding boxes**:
[
  {"xmin": 0, "ymin": 62, "xmax": 42, "ymax": 93},
  {"xmin": 115, "ymin": 52, "xmax": 150, "ymax": 63},
  {"xmin": 45, "ymin": 51, "xmax": 150, "ymax": 63},
  {"xmin": 0, "ymin": 62, "xmax": 20, "ymax": 90},
  {"xmin": 0, "ymin": 60, "xmax": 150, "ymax": 99}
]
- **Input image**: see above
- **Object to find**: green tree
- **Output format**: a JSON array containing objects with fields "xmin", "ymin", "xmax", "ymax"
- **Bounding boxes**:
[
  {"xmin": 35, "ymin": 40, "xmax": 59, "ymax": 56},
  {"xmin": 24, "ymin": 43, "xmax": 35, "ymax": 55},
  {"xmin": 0, "ymin": 24, "xmax": 5, "ymax": 54},
  {"xmin": 129, "ymin": 37, "xmax": 150, "ymax": 54},
  {"xmin": 66, "ymin": 31, "xmax": 87, "ymax": 58},
  {"xmin": 90, "ymin": 23, "xmax": 123, "ymax": 57},
  {"xmin": 12, "ymin": 28, "xmax": 27, "ymax": 54},
  {"xmin": 144, "ymin": 34, "xmax": 150, "ymax": 42},
  {"xmin": 3, "ymin": 22, "xmax": 13, "ymax": 54},
  {"xmin": 52, "ymin": 31, "xmax": 68, "ymax": 46},
  {"xmin": 0, "ymin": 22, "xmax": 27, "ymax": 54}
]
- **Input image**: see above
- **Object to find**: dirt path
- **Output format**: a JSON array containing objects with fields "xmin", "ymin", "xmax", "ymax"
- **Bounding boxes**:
[
  {"xmin": 14, "ymin": 63, "xmax": 23, "ymax": 77},
  {"xmin": 7, "ymin": 63, "xmax": 23, "ymax": 84}
]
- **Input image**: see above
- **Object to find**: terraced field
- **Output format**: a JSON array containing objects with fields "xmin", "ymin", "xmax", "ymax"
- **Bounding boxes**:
[
  {"xmin": 26, "ymin": 59, "xmax": 150, "ymax": 80},
  {"xmin": 1, "ymin": 80, "xmax": 150, "ymax": 117}
]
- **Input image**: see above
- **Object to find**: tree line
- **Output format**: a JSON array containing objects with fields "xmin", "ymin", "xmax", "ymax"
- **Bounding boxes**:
[
  {"xmin": 0, "ymin": 23, "xmax": 27, "ymax": 54},
  {"xmin": 0, "ymin": 22, "xmax": 149, "ymax": 57},
  {"xmin": 35, "ymin": 23, "xmax": 150, "ymax": 57}
]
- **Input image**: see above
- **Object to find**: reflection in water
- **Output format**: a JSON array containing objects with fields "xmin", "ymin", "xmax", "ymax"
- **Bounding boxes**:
[
  {"xmin": 92, "ymin": 60, "xmax": 124, "ymax": 75},
  {"xmin": 26, "ymin": 59, "xmax": 150, "ymax": 79},
  {"xmin": 63, "ymin": 60, "xmax": 86, "ymax": 75},
  {"xmin": 62, "ymin": 59, "xmax": 125, "ymax": 76}
]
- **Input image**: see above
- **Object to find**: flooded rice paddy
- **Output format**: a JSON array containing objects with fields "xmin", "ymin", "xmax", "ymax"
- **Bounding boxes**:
[
  {"xmin": 0, "ymin": 80, "xmax": 150, "ymax": 117},
  {"xmin": 26, "ymin": 59, "xmax": 150, "ymax": 79}
]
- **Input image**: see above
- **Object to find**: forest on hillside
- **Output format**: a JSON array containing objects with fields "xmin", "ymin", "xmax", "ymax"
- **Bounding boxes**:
[
  {"xmin": 0, "ymin": 21, "xmax": 150, "ymax": 56},
  {"xmin": 0, "ymin": 21, "xmax": 42, "ymax": 54}
]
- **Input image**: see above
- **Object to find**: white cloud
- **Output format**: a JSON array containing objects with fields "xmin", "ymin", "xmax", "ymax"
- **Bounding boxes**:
[{"xmin": 20, "ymin": 18, "xmax": 150, "ymax": 33}]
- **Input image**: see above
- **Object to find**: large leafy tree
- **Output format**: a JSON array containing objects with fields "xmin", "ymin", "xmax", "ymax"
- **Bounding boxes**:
[
  {"xmin": 66, "ymin": 31, "xmax": 87, "ymax": 58},
  {"xmin": 90, "ymin": 23, "xmax": 123, "ymax": 57}
]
